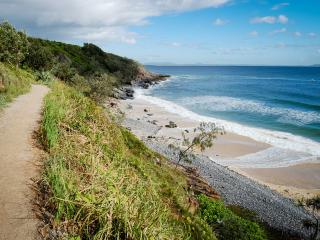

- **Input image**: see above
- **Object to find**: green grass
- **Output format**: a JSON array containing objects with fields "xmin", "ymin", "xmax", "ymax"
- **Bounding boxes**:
[
  {"xmin": 41, "ymin": 81, "xmax": 217, "ymax": 239},
  {"xmin": 197, "ymin": 194, "xmax": 267, "ymax": 240},
  {"xmin": 0, "ymin": 62, "xmax": 34, "ymax": 108}
]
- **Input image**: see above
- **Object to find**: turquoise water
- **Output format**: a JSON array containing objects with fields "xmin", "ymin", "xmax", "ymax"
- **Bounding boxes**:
[{"xmin": 142, "ymin": 66, "xmax": 320, "ymax": 151}]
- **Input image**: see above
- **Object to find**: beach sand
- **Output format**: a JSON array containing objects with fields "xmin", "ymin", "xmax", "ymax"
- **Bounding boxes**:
[{"xmin": 118, "ymin": 97, "xmax": 320, "ymax": 199}]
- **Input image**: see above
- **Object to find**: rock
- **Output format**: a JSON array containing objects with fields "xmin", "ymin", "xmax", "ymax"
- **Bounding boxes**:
[
  {"xmin": 165, "ymin": 121, "xmax": 177, "ymax": 128},
  {"xmin": 144, "ymin": 108, "xmax": 148, "ymax": 112},
  {"xmin": 147, "ymin": 113, "xmax": 153, "ymax": 116},
  {"xmin": 151, "ymin": 120, "xmax": 158, "ymax": 125},
  {"xmin": 113, "ymin": 86, "xmax": 134, "ymax": 99},
  {"xmin": 110, "ymin": 102, "xmax": 117, "ymax": 107}
]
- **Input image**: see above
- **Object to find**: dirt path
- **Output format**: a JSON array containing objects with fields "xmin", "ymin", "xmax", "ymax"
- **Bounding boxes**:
[{"xmin": 0, "ymin": 85, "xmax": 49, "ymax": 240}]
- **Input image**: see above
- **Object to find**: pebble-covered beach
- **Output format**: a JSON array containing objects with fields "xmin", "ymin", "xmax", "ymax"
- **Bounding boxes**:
[{"xmin": 122, "ymin": 116, "xmax": 313, "ymax": 239}]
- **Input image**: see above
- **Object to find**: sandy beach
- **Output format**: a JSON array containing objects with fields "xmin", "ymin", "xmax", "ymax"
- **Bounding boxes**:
[{"xmin": 118, "ymin": 96, "xmax": 320, "ymax": 199}]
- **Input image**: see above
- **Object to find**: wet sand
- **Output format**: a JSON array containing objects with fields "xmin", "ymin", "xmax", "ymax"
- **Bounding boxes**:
[{"xmin": 241, "ymin": 163, "xmax": 320, "ymax": 189}]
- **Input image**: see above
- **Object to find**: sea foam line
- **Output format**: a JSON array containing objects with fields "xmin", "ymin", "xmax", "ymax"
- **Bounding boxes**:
[{"xmin": 134, "ymin": 88, "xmax": 320, "ymax": 156}]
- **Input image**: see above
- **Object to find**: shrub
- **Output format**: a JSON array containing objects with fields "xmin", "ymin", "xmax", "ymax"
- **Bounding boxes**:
[
  {"xmin": 52, "ymin": 62, "xmax": 76, "ymax": 81},
  {"xmin": 0, "ymin": 21, "xmax": 29, "ymax": 66},
  {"xmin": 24, "ymin": 42, "xmax": 54, "ymax": 70},
  {"xmin": 197, "ymin": 194, "xmax": 266, "ymax": 240},
  {"xmin": 86, "ymin": 73, "xmax": 118, "ymax": 102},
  {"xmin": 35, "ymin": 71, "xmax": 53, "ymax": 85}
]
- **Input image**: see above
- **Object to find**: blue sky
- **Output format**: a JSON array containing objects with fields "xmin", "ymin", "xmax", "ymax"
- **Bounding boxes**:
[{"xmin": 1, "ymin": 0, "xmax": 320, "ymax": 65}]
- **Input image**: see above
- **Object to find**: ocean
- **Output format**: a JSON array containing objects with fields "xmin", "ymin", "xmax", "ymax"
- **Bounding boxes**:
[{"xmin": 139, "ymin": 65, "xmax": 320, "ymax": 156}]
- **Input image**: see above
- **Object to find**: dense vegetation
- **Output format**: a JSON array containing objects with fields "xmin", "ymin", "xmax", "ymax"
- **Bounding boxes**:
[
  {"xmin": 1, "ymin": 21, "xmax": 268, "ymax": 239},
  {"xmin": 198, "ymin": 195, "xmax": 266, "ymax": 240},
  {"xmin": 25, "ymin": 38, "xmax": 140, "ymax": 85},
  {"xmin": 0, "ymin": 21, "xmax": 141, "ymax": 103}
]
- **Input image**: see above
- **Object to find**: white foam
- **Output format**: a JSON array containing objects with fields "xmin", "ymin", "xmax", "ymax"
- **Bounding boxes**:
[
  {"xmin": 134, "ymin": 89, "xmax": 320, "ymax": 156},
  {"xmin": 181, "ymin": 95, "xmax": 320, "ymax": 125},
  {"xmin": 214, "ymin": 147, "xmax": 319, "ymax": 168}
]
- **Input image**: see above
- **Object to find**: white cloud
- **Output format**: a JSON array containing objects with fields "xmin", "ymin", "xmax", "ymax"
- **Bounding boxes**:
[
  {"xmin": 74, "ymin": 27, "xmax": 138, "ymax": 44},
  {"xmin": 278, "ymin": 15, "xmax": 288, "ymax": 24},
  {"xmin": 251, "ymin": 16, "xmax": 277, "ymax": 24},
  {"xmin": 249, "ymin": 31, "xmax": 259, "ymax": 37},
  {"xmin": 293, "ymin": 31, "xmax": 301, "ymax": 37},
  {"xmin": 309, "ymin": 32, "xmax": 317, "ymax": 37},
  {"xmin": 271, "ymin": 28, "xmax": 287, "ymax": 35},
  {"xmin": 250, "ymin": 15, "xmax": 288, "ymax": 24},
  {"xmin": 0, "ymin": 0, "xmax": 230, "ymax": 43},
  {"xmin": 213, "ymin": 18, "xmax": 228, "ymax": 26},
  {"xmin": 171, "ymin": 42, "xmax": 182, "ymax": 47},
  {"xmin": 271, "ymin": 2, "xmax": 290, "ymax": 10}
]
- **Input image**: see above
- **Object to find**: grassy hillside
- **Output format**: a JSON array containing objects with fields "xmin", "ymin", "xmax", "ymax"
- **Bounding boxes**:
[
  {"xmin": 38, "ymin": 80, "xmax": 266, "ymax": 239},
  {"xmin": 0, "ymin": 62, "xmax": 34, "ymax": 108},
  {"xmin": 40, "ymin": 81, "xmax": 217, "ymax": 239}
]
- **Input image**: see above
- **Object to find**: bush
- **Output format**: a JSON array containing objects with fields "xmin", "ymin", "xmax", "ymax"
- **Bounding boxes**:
[
  {"xmin": 24, "ymin": 42, "xmax": 54, "ymax": 70},
  {"xmin": 86, "ymin": 73, "xmax": 118, "ymax": 102},
  {"xmin": 35, "ymin": 71, "xmax": 53, "ymax": 85},
  {"xmin": 197, "ymin": 194, "xmax": 266, "ymax": 240},
  {"xmin": 0, "ymin": 21, "xmax": 29, "ymax": 66},
  {"xmin": 52, "ymin": 62, "xmax": 76, "ymax": 81}
]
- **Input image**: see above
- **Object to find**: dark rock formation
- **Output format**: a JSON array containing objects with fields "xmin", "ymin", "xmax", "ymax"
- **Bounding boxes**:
[{"xmin": 113, "ymin": 66, "xmax": 170, "ymax": 100}]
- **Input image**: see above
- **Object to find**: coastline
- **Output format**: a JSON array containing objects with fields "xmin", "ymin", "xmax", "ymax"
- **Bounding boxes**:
[{"xmin": 118, "ymin": 95, "xmax": 320, "ymax": 199}]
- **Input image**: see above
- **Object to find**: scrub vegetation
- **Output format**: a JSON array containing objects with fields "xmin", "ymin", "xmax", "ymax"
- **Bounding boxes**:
[{"xmin": 1, "ymin": 20, "xmax": 267, "ymax": 239}]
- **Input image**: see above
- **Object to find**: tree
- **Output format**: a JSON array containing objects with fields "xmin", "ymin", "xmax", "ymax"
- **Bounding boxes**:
[
  {"xmin": 169, "ymin": 122, "xmax": 224, "ymax": 167},
  {"xmin": 24, "ymin": 42, "xmax": 54, "ymax": 70},
  {"xmin": 0, "ymin": 21, "xmax": 29, "ymax": 67},
  {"xmin": 301, "ymin": 195, "xmax": 320, "ymax": 240}
]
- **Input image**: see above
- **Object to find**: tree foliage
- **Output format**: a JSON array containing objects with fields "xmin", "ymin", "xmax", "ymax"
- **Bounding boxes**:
[
  {"xmin": 24, "ymin": 41, "xmax": 54, "ymax": 70},
  {"xmin": 170, "ymin": 122, "xmax": 224, "ymax": 166},
  {"xmin": 0, "ymin": 21, "xmax": 29, "ymax": 66}
]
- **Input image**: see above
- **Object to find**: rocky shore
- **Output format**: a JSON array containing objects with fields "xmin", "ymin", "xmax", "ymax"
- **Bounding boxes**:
[
  {"xmin": 113, "ymin": 66, "xmax": 169, "ymax": 99},
  {"xmin": 121, "ymin": 116, "xmax": 314, "ymax": 239}
]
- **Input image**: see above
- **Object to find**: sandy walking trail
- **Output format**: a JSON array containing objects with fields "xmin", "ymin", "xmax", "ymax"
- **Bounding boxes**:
[{"xmin": 0, "ymin": 85, "xmax": 49, "ymax": 240}]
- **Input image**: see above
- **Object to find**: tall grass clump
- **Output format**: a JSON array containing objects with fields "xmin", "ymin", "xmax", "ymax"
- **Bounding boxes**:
[
  {"xmin": 0, "ymin": 62, "xmax": 33, "ymax": 108},
  {"xmin": 41, "ymin": 81, "xmax": 217, "ymax": 239}
]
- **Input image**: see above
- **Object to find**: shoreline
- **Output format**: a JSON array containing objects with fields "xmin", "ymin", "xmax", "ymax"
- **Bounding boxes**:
[
  {"xmin": 116, "ymin": 103, "xmax": 313, "ymax": 237},
  {"xmin": 118, "ymin": 96, "xmax": 320, "ymax": 199}
]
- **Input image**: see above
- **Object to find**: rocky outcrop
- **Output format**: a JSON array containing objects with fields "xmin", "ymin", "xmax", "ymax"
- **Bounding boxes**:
[
  {"xmin": 113, "ymin": 85, "xmax": 134, "ymax": 99},
  {"xmin": 134, "ymin": 65, "xmax": 170, "ymax": 89},
  {"xmin": 113, "ymin": 65, "xmax": 170, "ymax": 99}
]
